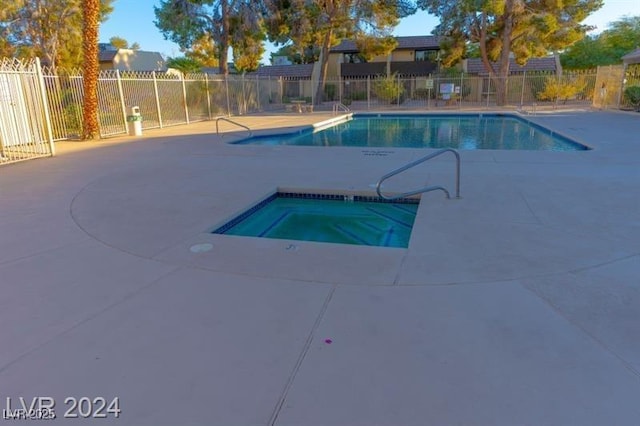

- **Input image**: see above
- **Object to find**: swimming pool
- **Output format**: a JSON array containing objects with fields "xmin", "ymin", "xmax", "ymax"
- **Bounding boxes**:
[
  {"xmin": 234, "ymin": 114, "xmax": 588, "ymax": 151},
  {"xmin": 212, "ymin": 192, "xmax": 419, "ymax": 248}
]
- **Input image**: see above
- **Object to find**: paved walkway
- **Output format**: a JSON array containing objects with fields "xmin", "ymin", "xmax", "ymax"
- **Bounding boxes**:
[{"xmin": 1, "ymin": 110, "xmax": 640, "ymax": 425}]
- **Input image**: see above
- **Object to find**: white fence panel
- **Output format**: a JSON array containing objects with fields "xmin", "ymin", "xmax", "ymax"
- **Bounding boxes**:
[{"xmin": 0, "ymin": 58, "xmax": 54, "ymax": 165}]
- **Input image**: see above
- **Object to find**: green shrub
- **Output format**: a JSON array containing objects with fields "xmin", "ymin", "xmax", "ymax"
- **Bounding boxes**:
[
  {"xmin": 537, "ymin": 76, "xmax": 588, "ymax": 104},
  {"xmin": 324, "ymin": 84, "xmax": 337, "ymax": 101},
  {"xmin": 372, "ymin": 73, "xmax": 405, "ymax": 104},
  {"xmin": 350, "ymin": 91, "xmax": 367, "ymax": 101},
  {"xmin": 624, "ymin": 86, "xmax": 640, "ymax": 111},
  {"xmin": 63, "ymin": 103, "xmax": 82, "ymax": 136}
]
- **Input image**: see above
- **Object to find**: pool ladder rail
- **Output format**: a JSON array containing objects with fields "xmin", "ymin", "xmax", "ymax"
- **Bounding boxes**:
[
  {"xmin": 376, "ymin": 148, "xmax": 461, "ymax": 200},
  {"xmin": 215, "ymin": 116, "xmax": 252, "ymax": 137},
  {"xmin": 333, "ymin": 102, "xmax": 351, "ymax": 115}
]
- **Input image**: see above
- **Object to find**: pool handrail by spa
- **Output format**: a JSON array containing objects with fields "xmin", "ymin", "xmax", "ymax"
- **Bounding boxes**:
[{"xmin": 376, "ymin": 148, "xmax": 461, "ymax": 200}]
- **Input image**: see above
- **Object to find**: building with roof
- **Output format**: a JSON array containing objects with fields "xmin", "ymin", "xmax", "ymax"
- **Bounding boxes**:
[
  {"xmin": 247, "ymin": 36, "xmax": 559, "ymax": 104},
  {"xmin": 252, "ymin": 36, "xmax": 557, "ymax": 81},
  {"xmin": 99, "ymin": 48, "xmax": 166, "ymax": 72},
  {"xmin": 248, "ymin": 36, "xmax": 443, "ymax": 81},
  {"xmin": 621, "ymin": 48, "xmax": 640, "ymax": 109},
  {"xmin": 328, "ymin": 35, "xmax": 443, "ymax": 78},
  {"xmin": 622, "ymin": 48, "xmax": 640, "ymax": 67}
]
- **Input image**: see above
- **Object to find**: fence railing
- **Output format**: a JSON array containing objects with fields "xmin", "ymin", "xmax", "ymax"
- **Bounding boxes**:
[
  {"xmin": 41, "ymin": 70, "xmax": 288, "ymax": 140},
  {"xmin": 0, "ymin": 58, "xmax": 55, "ymax": 165},
  {"xmin": 619, "ymin": 64, "xmax": 640, "ymax": 111},
  {"xmin": 1, "ymin": 60, "xmax": 636, "ymax": 167},
  {"xmin": 38, "ymin": 68, "xmax": 622, "ymax": 141},
  {"xmin": 285, "ymin": 71, "xmax": 599, "ymax": 112}
]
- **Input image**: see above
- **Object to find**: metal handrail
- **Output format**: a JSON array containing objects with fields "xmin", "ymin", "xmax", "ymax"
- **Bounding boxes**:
[
  {"xmin": 215, "ymin": 117, "xmax": 252, "ymax": 137},
  {"xmin": 375, "ymin": 148, "xmax": 461, "ymax": 200},
  {"xmin": 333, "ymin": 102, "xmax": 350, "ymax": 114}
]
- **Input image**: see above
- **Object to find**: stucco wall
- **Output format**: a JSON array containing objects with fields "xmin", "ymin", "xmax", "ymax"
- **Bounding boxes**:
[{"xmin": 327, "ymin": 53, "xmax": 342, "ymax": 78}]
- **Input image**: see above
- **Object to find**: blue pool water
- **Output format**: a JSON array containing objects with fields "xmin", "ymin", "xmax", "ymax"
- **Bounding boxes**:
[
  {"xmin": 234, "ymin": 114, "xmax": 588, "ymax": 151},
  {"xmin": 212, "ymin": 193, "xmax": 419, "ymax": 248}
]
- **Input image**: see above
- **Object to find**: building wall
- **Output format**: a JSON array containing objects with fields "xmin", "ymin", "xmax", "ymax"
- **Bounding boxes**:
[
  {"xmin": 101, "ymin": 50, "xmax": 166, "ymax": 72},
  {"xmin": 368, "ymin": 54, "xmax": 388, "ymax": 63},
  {"xmin": 328, "ymin": 49, "xmax": 438, "ymax": 77},
  {"xmin": 366, "ymin": 50, "xmax": 416, "ymax": 63},
  {"xmin": 391, "ymin": 50, "xmax": 414, "ymax": 62},
  {"xmin": 326, "ymin": 53, "xmax": 342, "ymax": 78}
]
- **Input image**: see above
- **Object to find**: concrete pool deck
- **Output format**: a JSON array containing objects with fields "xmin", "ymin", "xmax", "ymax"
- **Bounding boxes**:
[{"xmin": 1, "ymin": 110, "xmax": 640, "ymax": 425}]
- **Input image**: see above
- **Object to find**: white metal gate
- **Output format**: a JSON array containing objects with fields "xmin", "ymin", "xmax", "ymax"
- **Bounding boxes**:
[{"xmin": 0, "ymin": 58, "xmax": 54, "ymax": 165}]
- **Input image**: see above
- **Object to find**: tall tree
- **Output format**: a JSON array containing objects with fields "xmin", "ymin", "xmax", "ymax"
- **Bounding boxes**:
[
  {"xmin": 155, "ymin": 0, "xmax": 263, "ymax": 75},
  {"xmin": 107, "ymin": 36, "xmax": 141, "ymax": 50},
  {"xmin": 417, "ymin": 0, "xmax": 603, "ymax": 105},
  {"xmin": 82, "ymin": 0, "xmax": 100, "ymax": 140},
  {"xmin": 265, "ymin": 0, "xmax": 416, "ymax": 104},
  {"xmin": 0, "ymin": 0, "xmax": 113, "ymax": 69},
  {"xmin": 560, "ymin": 16, "xmax": 640, "ymax": 69},
  {"xmin": 0, "ymin": 1, "xmax": 22, "ymax": 58},
  {"xmin": 562, "ymin": 16, "xmax": 640, "ymax": 69},
  {"xmin": 560, "ymin": 35, "xmax": 607, "ymax": 69},
  {"xmin": 230, "ymin": 1, "xmax": 265, "ymax": 72},
  {"xmin": 602, "ymin": 16, "xmax": 640, "ymax": 58},
  {"xmin": 109, "ymin": 36, "xmax": 129, "ymax": 49},
  {"xmin": 270, "ymin": 44, "xmax": 320, "ymax": 65},
  {"xmin": 166, "ymin": 56, "xmax": 203, "ymax": 73},
  {"xmin": 184, "ymin": 34, "xmax": 219, "ymax": 68}
]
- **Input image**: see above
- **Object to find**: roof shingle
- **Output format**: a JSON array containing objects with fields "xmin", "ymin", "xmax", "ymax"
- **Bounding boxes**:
[
  {"xmin": 622, "ymin": 48, "xmax": 640, "ymax": 64},
  {"xmin": 466, "ymin": 57, "xmax": 557, "ymax": 74},
  {"xmin": 250, "ymin": 64, "xmax": 314, "ymax": 79},
  {"xmin": 331, "ymin": 35, "xmax": 442, "ymax": 53}
]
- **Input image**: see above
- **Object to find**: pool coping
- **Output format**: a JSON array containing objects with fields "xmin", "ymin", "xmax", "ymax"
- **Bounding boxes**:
[
  {"xmin": 229, "ymin": 111, "xmax": 593, "ymax": 151},
  {"xmin": 209, "ymin": 187, "xmax": 421, "ymax": 235},
  {"xmin": 211, "ymin": 191, "xmax": 419, "ymax": 249}
]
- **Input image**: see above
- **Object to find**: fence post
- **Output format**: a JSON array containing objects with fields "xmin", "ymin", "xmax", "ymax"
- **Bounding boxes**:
[
  {"xmin": 616, "ymin": 65, "xmax": 624, "ymax": 109},
  {"xmin": 205, "ymin": 74, "xmax": 212, "ymax": 119},
  {"xmin": 459, "ymin": 72, "xmax": 464, "ymax": 110},
  {"xmin": 555, "ymin": 72, "xmax": 560, "ymax": 109},
  {"xmin": 115, "ymin": 70, "xmax": 128, "ymax": 133},
  {"xmin": 152, "ymin": 71, "xmax": 163, "ymax": 128},
  {"xmin": 396, "ymin": 74, "xmax": 400, "ymax": 107},
  {"xmin": 426, "ymin": 74, "xmax": 431, "ymax": 110},
  {"xmin": 367, "ymin": 76, "xmax": 371, "ymax": 110},
  {"xmin": 225, "ymin": 75, "xmax": 231, "ymax": 116},
  {"xmin": 520, "ymin": 71, "xmax": 526, "ymax": 109},
  {"xmin": 241, "ymin": 73, "xmax": 247, "ymax": 115},
  {"xmin": 35, "ymin": 58, "xmax": 55, "ymax": 155},
  {"xmin": 182, "ymin": 74, "xmax": 189, "ymax": 124},
  {"xmin": 256, "ymin": 76, "xmax": 261, "ymax": 111},
  {"xmin": 486, "ymin": 78, "xmax": 491, "ymax": 109}
]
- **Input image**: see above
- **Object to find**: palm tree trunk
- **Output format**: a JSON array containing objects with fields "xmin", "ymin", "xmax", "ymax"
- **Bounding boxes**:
[{"xmin": 82, "ymin": 0, "xmax": 100, "ymax": 140}]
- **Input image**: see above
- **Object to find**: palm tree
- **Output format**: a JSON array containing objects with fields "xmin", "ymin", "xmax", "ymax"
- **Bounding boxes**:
[{"xmin": 82, "ymin": 0, "xmax": 100, "ymax": 140}]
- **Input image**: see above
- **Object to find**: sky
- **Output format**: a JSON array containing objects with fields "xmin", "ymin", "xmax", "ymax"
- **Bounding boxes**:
[{"xmin": 100, "ymin": 0, "xmax": 640, "ymax": 64}]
